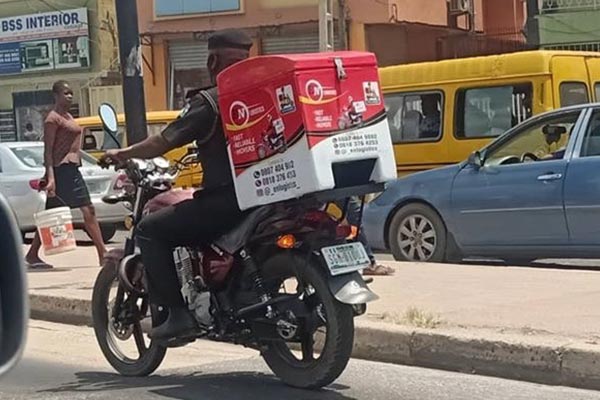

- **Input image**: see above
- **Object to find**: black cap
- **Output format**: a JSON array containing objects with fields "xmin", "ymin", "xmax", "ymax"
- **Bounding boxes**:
[{"xmin": 208, "ymin": 29, "xmax": 252, "ymax": 51}]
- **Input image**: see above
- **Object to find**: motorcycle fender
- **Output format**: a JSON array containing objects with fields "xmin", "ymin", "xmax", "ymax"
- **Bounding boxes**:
[
  {"xmin": 102, "ymin": 248, "xmax": 125, "ymax": 271},
  {"xmin": 328, "ymin": 272, "xmax": 379, "ymax": 305}
]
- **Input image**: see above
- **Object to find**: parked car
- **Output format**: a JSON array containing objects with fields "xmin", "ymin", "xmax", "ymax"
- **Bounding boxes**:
[
  {"xmin": 0, "ymin": 142, "xmax": 128, "ymax": 242},
  {"xmin": 364, "ymin": 103, "xmax": 600, "ymax": 263}
]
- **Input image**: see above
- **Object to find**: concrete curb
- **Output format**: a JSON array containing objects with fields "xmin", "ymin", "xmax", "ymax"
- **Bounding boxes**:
[{"xmin": 29, "ymin": 293, "xmax": 600, "ymax": 391}]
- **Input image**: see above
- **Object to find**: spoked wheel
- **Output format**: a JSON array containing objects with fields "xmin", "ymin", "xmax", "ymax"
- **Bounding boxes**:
[
  {"xmin": 92, "ymin": 261, "xmax": 167, "ymax": 376},
  {"xmin": 260, "ymin": 253, "xmax": 354, "ymax": 389}
]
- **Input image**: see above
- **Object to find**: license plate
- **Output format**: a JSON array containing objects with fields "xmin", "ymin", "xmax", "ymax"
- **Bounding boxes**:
[{"xmin": 321, "ymin": 243, "xmax": 370, "ymax": 276}]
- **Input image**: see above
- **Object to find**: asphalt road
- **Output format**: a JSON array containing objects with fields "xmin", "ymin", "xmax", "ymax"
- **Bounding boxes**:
[{"xmin": 2, "ymin": 321, "xmax": 600, "ymax": 400}]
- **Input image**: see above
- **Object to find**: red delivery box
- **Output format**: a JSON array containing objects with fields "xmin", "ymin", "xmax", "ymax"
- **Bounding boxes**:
[{"xmin": 217, "ymin": 51, "xmax": 397, "ymax": 210}]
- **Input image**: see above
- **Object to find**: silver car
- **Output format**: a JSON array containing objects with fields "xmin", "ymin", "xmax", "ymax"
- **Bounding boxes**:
[{"xmin": 0, "ymin": 142, "xmax": 128, "ymax": 242}]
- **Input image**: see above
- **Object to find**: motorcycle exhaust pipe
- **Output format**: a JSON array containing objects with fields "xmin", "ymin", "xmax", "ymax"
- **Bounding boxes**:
[{"xmin": 235, "ymin": 294, "xmax": 299, "ymax": 318}]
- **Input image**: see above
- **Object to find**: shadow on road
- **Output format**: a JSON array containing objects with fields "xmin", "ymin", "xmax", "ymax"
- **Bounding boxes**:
[{"xmin": 40, "ymin": 370, "xmax": 358, "ymax": 400}]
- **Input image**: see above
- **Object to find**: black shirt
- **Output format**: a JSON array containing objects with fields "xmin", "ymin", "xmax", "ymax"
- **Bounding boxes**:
[{"xmin": 161, "ymin": 87, "xmax": 233, "ymax": 190}]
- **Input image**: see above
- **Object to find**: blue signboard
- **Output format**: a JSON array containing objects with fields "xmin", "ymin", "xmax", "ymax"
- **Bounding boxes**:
[{"xmin": 0, "ymin": 42, "xmax": 20, "ymax": 74}]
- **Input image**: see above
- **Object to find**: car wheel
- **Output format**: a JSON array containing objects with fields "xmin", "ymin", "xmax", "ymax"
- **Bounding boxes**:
[
  {"xmin": 100, "ymin": 224, "xmax": 117, "ymax": 243},
  {"xmin": 86, "ymin": 224, "xmax": 117, "ymax": 243},
  {"xmin": 388, "ymin": 203, "xmax": 447, "ymax": 262}
]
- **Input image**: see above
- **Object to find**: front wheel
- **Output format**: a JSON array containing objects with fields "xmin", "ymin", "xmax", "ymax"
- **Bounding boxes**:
[
  {"xmin": 260, "ymin": 253, "xmax": 354, "ymax": 389},
  {"xmin": 92, "ymin": 258, "xmax": 167, "ymax": 376}
]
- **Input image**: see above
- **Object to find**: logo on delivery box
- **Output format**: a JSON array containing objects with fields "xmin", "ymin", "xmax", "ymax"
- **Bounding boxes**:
[
  {"xmin": 299, "ymin": 79, "xmax": 341, "ymax": 105},
  {"xmin": 226, "ymin": 100, "xmax": 271, "ymax": 132}
]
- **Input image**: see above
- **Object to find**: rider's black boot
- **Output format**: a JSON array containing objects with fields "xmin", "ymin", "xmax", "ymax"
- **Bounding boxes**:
[{"xmin": 150, "ymin": 307, "xmax": 197, "ymax": 343}]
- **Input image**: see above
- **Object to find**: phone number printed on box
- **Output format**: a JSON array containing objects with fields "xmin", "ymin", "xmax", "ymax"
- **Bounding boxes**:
[{"xmin": 254, "ymin": 160, "xmax": 298, "ymax": 198}]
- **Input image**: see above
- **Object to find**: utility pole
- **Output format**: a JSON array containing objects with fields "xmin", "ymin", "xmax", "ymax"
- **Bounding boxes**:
[
  {"xmin": 338, "ymin": 0, "xmax": 348, "ymax": 50},
  {"xmin": 115, "ymin": 0, "xmax": 148, "ymax": 144},
  {"xmin": 525, "ymin": 0, "xmax": 540, "ymax": 48},
  {"xmin": 319, "ymin": 0, "xmax": 334, "ymax": 52}
]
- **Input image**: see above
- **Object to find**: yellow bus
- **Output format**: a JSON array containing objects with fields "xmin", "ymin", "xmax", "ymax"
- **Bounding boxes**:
[
  {"xmin": 380, "ymin": 50, "xmax": 600, "ymax": 176},
  {"xmin": 76, "ymin": 111, "xmax": 202, "ymax": 188}
]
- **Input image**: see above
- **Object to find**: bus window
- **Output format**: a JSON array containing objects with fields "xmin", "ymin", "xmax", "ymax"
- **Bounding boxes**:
[
  {"xmin": 560, "ymin": 82, "xmax": 589, "ymax": 107},
  {"xmin": 455, "ymin": 83, "xmax": 532, "ymax": 139},
  {"xmin": 595, "ymin": 83, "xmax": 600, "ymax": 102},
  {"xmin": 384, "ymin": 91, "xmax": 443, "ymax": 143},
  {"xmin": 82, "ymin": 127, "xmax": 124, "ymax": 151}
]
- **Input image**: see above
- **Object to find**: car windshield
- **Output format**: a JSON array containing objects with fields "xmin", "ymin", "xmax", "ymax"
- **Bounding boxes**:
[{"xmin": 10, "ymin": 146, "xmax": 96, "ymax": 168}]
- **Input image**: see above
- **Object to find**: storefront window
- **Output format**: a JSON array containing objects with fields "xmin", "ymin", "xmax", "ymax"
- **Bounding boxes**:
[{"xmin": 155, "ymin": 0, "xmax": 241, "ymax": 17}]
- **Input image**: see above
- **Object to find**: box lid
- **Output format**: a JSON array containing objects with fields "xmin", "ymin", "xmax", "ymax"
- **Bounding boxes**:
[{"xmin": 218, "ymin": 51, "xmax": 378, "ymax": 96}]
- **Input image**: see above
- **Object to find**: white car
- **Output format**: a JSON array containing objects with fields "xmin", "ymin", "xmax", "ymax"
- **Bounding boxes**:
[{"xmin": 0, "ymin": 142, "xmax": 128, "ymax": 242}]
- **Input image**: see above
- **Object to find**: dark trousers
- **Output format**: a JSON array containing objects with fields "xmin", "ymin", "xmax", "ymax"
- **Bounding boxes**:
[
  {"xmin": 136, "ymin": 187, "xmax": 243, "ymax": 307},
  {"xmin": 334, "ymin": 197, "xmax": 375, "ymax": 264}
]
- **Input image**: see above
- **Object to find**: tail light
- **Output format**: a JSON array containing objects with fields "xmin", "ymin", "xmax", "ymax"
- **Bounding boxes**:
[
  {"xmin": 276, "ymin": 234, "xmax": 297, "ymax": 249},
  {"xmin": 336, "ymin": 224, "xmax": 352, "ymax": 239},
  {"xmin": 113, "ymin": 173, "xmax": 128, "ymax": 190},
  {"xmin": 303, "ymin": 209, "xmax": 356, "ymax": 239},
  {"xmin": 29, "ymin": 179, "xmax": 43, "ymax": 191}
]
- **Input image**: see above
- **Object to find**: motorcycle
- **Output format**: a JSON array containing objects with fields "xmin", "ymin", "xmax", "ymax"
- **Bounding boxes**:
[{"xmin": 91, "ymin": 103, "xmax": 380, "ymax": 389}]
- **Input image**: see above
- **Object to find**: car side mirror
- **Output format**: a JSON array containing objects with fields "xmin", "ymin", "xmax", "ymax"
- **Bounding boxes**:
[
  {"xmin": 468, "ymin": 151, "xmax": 483, "ymax": 169},
  {"xmin": 0, "ymin": 194, "xmax": 28, "ymax": 377}
]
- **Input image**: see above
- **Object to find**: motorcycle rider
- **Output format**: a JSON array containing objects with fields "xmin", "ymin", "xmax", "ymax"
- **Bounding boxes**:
[{"xmin": 99, "ymin": 29, "xmax": 253, "ymax": 341}]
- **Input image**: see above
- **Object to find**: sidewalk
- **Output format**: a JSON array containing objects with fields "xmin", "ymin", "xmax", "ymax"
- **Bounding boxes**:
[{"xmin": 24, "ymin": 243, "xmax": 600, "ymax": 390}]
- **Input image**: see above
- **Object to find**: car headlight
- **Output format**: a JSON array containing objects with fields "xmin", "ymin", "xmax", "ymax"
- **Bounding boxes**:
[{"xmin": 365, "ymin": 192, "xmax": 383, "ymax": 203}]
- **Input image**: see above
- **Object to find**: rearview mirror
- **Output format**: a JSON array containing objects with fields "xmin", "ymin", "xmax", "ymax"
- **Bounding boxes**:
[
  {"xmin": 467, "ymin": 151, "xmax": 483, "ymax": 169},
  {"xmin": 99, "ymin": 103, "xmax": 118, "ymax": 135},
  {"xmin": 0, "ymin": 194, "xmax": 28, "ymax": 377},
  {"xmin": 542, "ymin": 125, "xmax": 567, "ymax": 136},
  {"xmin": 98, "ymin": 103, "xmax": 121, "ymax": 150}
]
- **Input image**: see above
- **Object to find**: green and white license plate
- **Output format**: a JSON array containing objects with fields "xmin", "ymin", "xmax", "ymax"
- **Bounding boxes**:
[{"xmin": 321, "ymin": 243, "xmax": 370, "ymax": 276}]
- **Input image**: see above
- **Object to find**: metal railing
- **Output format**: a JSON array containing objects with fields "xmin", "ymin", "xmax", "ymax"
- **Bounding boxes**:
[
  {"xmin": 543, "ymin": 41, "xmax": 600, "ymax": 51},
  {"xmin": 541, "ymin": 0, "xmax": 600, "ymax": 13}
]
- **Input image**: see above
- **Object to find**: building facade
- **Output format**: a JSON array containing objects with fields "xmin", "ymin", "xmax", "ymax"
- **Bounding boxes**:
[
  {"xmin": 138, "ymin": 0, "xmax": 528, "ymax": 111},
  {"xmin": 0, "ymin": 0, "xmax": 119, "ymax": 141},
  {"xmin": 537, "ymin": 0, "xmax": 600, "ymax": 51}
]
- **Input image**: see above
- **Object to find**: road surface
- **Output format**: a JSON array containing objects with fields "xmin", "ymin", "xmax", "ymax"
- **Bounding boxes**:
[{"xmin": 2, "ymin": 321, "xmax": 600, "ymax": 400}]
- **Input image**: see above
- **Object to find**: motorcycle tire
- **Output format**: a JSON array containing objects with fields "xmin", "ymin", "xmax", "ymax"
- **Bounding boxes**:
[
  {"xmin": 92, "ymin": 261, "xmax": 167, "ymax": 377},
  {"xmin": 260, "ymin": 253, "xmax": 354, "ymax": 389}
]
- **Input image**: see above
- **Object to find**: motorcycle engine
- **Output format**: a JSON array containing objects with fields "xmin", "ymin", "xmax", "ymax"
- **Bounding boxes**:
[{"xmin": 173, "ymin": 247, "xmax": 213, "ymax": 327}]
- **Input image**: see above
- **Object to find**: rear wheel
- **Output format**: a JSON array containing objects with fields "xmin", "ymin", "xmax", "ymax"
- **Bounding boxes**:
[
  {"xmin": 92, "ymin": 258, "xmax": 166, "ymax": 376},
  {"xmin": 260, "ymin": 253, "xmax": 354, "ymax": 389}
]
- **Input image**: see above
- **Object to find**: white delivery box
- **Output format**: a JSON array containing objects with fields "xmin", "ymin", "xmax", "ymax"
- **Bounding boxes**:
[{"xmin": 217, "ymin": 51, "xmax": 397, "ymax": 210}]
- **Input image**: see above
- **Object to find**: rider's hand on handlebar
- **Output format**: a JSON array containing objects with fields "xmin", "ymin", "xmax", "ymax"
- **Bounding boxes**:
[{"xmin": 98, "ymin": 149, "xmax": 126, "ymax": 169}]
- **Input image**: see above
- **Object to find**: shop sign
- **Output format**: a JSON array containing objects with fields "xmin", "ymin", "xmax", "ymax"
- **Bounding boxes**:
[{"xmin": 0, "ymin": 8, "xmax": 90, "ymax": 75}]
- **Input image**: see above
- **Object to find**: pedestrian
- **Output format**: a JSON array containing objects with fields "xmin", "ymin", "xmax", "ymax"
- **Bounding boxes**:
[
  {"xmin": 25, "ymin": 80, "xmax": 107, "ymax": 270},
  {"xmin": 336, "ymin": 197, "xmax": 395, "ymax": 276}
]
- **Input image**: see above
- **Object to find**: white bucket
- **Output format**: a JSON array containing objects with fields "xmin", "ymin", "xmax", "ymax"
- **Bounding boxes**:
[{"xmin": 34, "ymin": 206, "xmax": 77, "ymax": 256}]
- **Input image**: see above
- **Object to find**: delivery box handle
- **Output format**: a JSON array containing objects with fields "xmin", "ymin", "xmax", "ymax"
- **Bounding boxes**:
[{"xmin": 334, "ymin": 57, "xmax": 346, "ymax": 80}]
